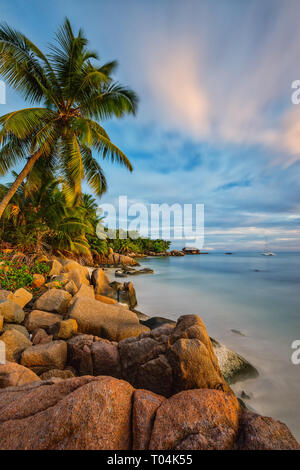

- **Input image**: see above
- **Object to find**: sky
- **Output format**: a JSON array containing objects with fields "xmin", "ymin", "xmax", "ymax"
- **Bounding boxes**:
[{"xmin": 0, "ymin": 0, "xmax": 300, "ymax": 251}]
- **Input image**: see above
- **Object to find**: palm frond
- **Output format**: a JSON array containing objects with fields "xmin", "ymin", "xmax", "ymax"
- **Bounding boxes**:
[
  {"xmin": 0, "ymin": 107, "xmax": 57, "ymax": 142},
  {"xmin": 0, "ymin": 23, "xmax": 55, "ymax": 104},
  {"xmin": 80, "ymin": 144, "xmax": 107, "ymax": 196}
]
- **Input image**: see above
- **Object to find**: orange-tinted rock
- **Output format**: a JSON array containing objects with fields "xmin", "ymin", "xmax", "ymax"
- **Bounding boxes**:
[
  {"xmin": 32, "ymin": 274, "xmax": 45, "ymax": 289},
  {"xmin": 33, "ymin": 289, "xmax": 72, "ymax": 314},
  {"xmin": 91, "ymin": 268, "xmax": 114, "ymax": 298},
  {"xmin": 0, "ymin": 300, "xmax": 25, "ymax": 323},
  {"xmin": 49, "ymin": 319, "xmax": 78, "ymax": 340},
  {"xmin": 0, "ymin": 375, "xmax": 298, "ymax": 450},
  {"xmin": 21, "ymin": 340, "xmax": 67, "ymax": 374},
  {"xmin": 0, "ymin": 376, "xmax": 134, "ymax": 450},
  {"xmin": 0, "ymin": 362, "xmax": 40, "ymax": 388},
  {"xmin": 64, "ymin": 280, "xmax": 78, "ymax": 296},
  {"xmin": 49, "ymin": 260, "xmax": 63, "ymax": 277},
  {"xmin": 133, "ymin": 389, "xmax": 165, "ymax": 450},
  {"xmin": 149, "ymin": 389, "xmax": 241, "ymax": 450},
  {"xmin": 118, "ymin": 315, "xmax": 230, "ymax": 397},
  {"xmin": 119, "ymin": 281, "xmax": 137, "ymax": 308},
  {"xmin": 236, "ymin": 409, "xmax": 300, "ymax": 450},
  {"xmin": 67, "ymin": 269, "xmax": 90, "ymax": 290},
  {"xmin": 11, "ymin": 288, "xmax": 32, "ymax": 308},
  {"xmin": 69, "ymin": 296, "xmax": 148, "ymax": 341},
  {"xmin": 69, "ymin": 284, "xmax": 94, "ymax": 305},
  {"xmin": 95, "ymin": 295, "xmax": 117, "ymax": 305},
  {"xmin": 1, "ymin": 329, "xmax": 32, "ymax": 362},
  {"xmin": 25, "ymin": 310, "xmax": 63, "ymax": 332}
]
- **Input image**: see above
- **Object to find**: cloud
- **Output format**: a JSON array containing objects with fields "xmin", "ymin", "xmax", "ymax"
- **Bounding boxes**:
[
  {"xmin": 123, "ymin": 0, "xmax": 300, "ymax": 165},
  {"xmin": 143, "ymin": 43, "xmax": 210, "ymax": 138}
]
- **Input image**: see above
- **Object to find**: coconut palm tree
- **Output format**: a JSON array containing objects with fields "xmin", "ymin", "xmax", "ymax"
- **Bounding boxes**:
[{"xmin": 0, "ymin": 18, "xmax": 138, "ymax": 218}]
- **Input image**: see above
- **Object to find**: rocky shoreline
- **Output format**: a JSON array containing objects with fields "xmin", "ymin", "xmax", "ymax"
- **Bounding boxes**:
[{"xmin": 0, "ymin": 256, "xmax": 299, "ymax": 450}]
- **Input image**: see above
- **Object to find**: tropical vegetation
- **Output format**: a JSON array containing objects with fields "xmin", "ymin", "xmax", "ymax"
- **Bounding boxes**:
[
  {"xmin": 0, "ymin": 175, "xmax": 171, "ymax": 258},
  {"xmin": 0, "ymin": 18, "xmax": 138, "ymax": 218},
  {"xmin": 0, "ymin": 19, "xmax": 171, "ymax": 261}
]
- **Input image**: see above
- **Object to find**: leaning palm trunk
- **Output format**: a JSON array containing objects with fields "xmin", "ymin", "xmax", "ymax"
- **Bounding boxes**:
[{"xmin": 0, "ymin": 151, "xmax": 41, "ymax": 219}]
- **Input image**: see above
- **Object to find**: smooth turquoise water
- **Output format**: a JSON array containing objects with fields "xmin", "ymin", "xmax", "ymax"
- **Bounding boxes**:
[{"xmin": 114, "ymin": 252, "xmax": 300, "ymax": 439}]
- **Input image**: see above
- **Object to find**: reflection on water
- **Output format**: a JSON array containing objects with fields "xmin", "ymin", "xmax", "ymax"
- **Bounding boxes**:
[{"xmin": 113, "ymin": 252, "xmax": 300, "ymax": 439}]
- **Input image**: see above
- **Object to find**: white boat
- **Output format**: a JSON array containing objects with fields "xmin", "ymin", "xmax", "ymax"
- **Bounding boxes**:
[{"xmin": 261, "ymin": 239, "xmax": 275, "ymax": 256}]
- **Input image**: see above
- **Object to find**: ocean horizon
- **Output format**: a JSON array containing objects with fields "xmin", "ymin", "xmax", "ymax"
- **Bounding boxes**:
[{"xmin": 110, "ymin": 251, "xmax": 300, "ymax": 440}]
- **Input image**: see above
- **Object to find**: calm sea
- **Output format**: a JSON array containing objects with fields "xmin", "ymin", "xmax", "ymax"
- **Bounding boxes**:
[{"xmin": 112, "ymin": 252, "xmax": 300, "ymax": 439}]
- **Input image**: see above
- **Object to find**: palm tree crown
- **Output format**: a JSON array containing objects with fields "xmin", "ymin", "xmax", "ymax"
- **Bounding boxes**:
[{"xmin": 0, "ymin": 18, "xmax": 138, "ymax": 217}]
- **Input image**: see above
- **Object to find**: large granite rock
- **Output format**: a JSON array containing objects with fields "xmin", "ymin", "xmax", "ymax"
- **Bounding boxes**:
[
  {"xmin": 132, "ymin": 389, "xmax": 165, "ymax": 450},
  {"xmin": 64, "ymin": 280, "xmax": 78, "ymax": 296},
  {"xmin": 67, "ymin": 334, "xmax": 100, "ymax": 376},
  {"xmin": 25, "ymin": 310, "xmax": 63, "ymax": 332},
  {"xmin": 3, "ymin": 324, "xmax": 30, "ymax": 339},
  {"xmin": 91, "ymin": 268, "xmax": 114, "ymax": 298},
  {"xmin": 236, "ymin": 409, "xmax": 300, "ymax": 450},
  {"xmin": 0, "ymin": 300, "xmax": 25, "ymax": 324},
  {"xmin": 0, "ymin": 376, "xmax": 134, "ymax": 450},
  {"xmin": 47, "ymin": 319, "xmax": 78, "ymax": 340},
  {"xmin": 33, "ymin": 289, "xmax": 72, "ymax": 314},
  {"xmin": 69, "ymin": 284, "xmax": 95, "ymax": 305},
  {"xmin": 69, "ymin": 297, "xmax": 149, "ymax": 341},
  {"xmin": 0, "ymin": 376, "xmax": 298, "ymax": 450},
  {"xmin": 118, "ymin": 315, "xmax": 231, "ymax": 396},
  {"xmin": 95, "ymin": 294, "xmax": 117, "ymax": 305},
  {"xmin": 60, "ymin": 261, "xmax": 90, "ymax": 289},
  {"xmin": 20, "ymin": 340, "xmax": 67, "ymax": 374},
  {"xmin": 149, "ymin": 389, "xmax": 240, "ymax": 450},
  {"xmin": 210, "ymin": 337, "xmax": 258, "ymax": 384},
  {"xmin": 10, "ymin": 288, "xmax": 32, "ymax": 308},
  {"xmin": 67, "ymin": 269, "xmax": 90, "ymax": 289},
  {"xmin": 118, "ymin": 282, "xmax": 137, "ymax": 308},
  {"xmin": 0, "ymin": 329, "xmax": 32, "ymax": 362},
  {"xmin": 67, "ymin": 315, "xmax": 231, "ymax": 397},
  {"xmin": 0, "ymin": 362, "xmax": 40, "ymax": 388},
  {"xmin": 142, "ymin": 317, "xmax": 258, "ymax": 384}
]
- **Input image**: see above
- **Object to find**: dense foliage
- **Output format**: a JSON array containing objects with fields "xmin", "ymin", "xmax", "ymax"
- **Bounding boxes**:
[
  {"xmin": 0, "ymin": 254, "xmax": 50, "ymax": 290},
  {"xmin": 0, "ymin": 177, "xmax": 171, "ymax": 258}
]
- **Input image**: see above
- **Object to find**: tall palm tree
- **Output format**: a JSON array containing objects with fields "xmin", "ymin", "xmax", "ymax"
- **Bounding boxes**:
[{"xmin": 0, "ymin": 18, "xmax": 138, "ymax": 218}]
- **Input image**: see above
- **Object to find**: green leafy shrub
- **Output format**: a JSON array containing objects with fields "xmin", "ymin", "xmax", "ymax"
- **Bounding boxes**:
[{"xmin": 0, "ymin": 258, "xmax": 51, "ymax": 291}]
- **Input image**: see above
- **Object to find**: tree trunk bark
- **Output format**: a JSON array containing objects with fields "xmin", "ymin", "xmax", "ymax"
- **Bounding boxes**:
[{"xmin": 0, "ymin": 151, "xmax": 41, "ymax": 220}]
